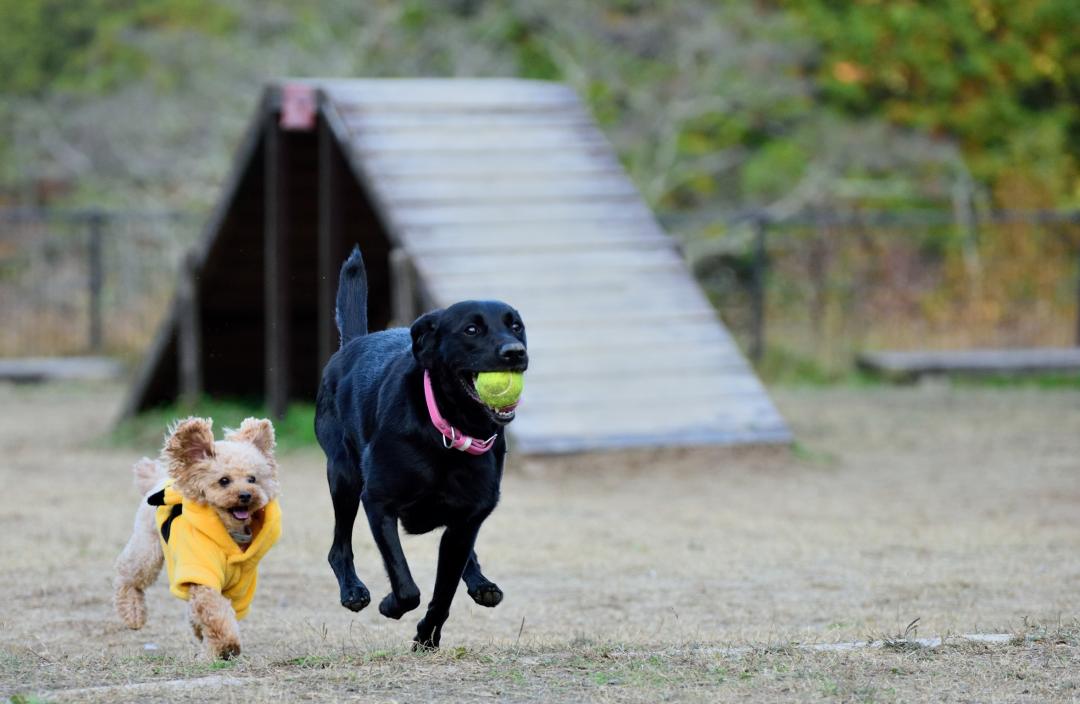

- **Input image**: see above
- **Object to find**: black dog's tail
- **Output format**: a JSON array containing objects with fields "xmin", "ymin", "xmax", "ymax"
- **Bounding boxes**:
[{"xmin": 335, "ymin": 245, "xmax": 368, "ymax": 346}]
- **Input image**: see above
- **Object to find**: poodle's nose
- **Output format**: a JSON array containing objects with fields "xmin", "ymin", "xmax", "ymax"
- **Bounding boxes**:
[{"xmin": 238, "ymin": 492, "xmax": 252, "ymax": 504}]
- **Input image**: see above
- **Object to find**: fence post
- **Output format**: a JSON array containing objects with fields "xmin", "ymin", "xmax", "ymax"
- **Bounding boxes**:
[
  {"xmin": 87, "ymin": 212, "xmax": 105, "ymax": 353},
  {"xmin": 749, "ymin": 215, "xmax": 768, "ymax": 363},
  {"xmin": 178, "ymin": 251, "xmax": 202, "ymax": 410}
]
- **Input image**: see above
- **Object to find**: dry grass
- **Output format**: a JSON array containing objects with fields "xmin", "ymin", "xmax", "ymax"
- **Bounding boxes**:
[{"xmin": 1, "ymin": 381, "xmax": 1078, "ymax": 702}]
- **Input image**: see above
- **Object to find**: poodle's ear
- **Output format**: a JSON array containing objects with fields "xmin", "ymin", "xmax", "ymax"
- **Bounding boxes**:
[
  {"xmin": 164, "ymin": 417, "xmax": 215, "ymax": 478},
  {"xmin": 226, "ymin": 417, "xmax": 276, "ymax": 459}
]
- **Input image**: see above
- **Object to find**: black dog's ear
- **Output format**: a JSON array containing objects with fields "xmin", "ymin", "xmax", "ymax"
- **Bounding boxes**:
[{"xmin": 410, "ymin": 309, "xmax": 442, "ymax": 367}]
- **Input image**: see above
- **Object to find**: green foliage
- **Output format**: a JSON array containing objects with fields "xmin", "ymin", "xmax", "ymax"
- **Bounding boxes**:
[
  {"xmin": 111, "ymin": 397, "xmax": 316, "ymax": 451},
  {"xmin": 786, "ymin": 0, "xmax": 1080, "ymax": 206},
  {"xmin": 0, "ymin": 0, "xmax": 234, "ymax": 96}
]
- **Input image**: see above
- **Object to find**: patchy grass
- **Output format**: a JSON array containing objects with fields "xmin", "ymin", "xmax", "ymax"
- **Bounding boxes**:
[
  {"xmin": 6, "ymin": 629, "xmax": 1078, "ymax": 703},
  {"xmin": 2, "ymin": 382, "xmax": 1078, "ymax": 702},
  {"xmin": 110, "ymin": 397, "xmax": 316, "ymax": 451},
  {"xmin": 950, "ymin": 371, "xmax": 1080, "ymax": 390}
]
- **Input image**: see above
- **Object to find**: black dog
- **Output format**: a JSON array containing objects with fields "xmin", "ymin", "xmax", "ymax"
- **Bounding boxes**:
[{"xmin": 315, "ymin": 246, "xmax": 527, "ymax": 649}]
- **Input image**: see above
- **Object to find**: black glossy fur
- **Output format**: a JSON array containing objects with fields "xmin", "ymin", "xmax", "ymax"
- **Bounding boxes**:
[{"xmin": 315, "ymin": 246, "xmax": 527, "ymax": 649}]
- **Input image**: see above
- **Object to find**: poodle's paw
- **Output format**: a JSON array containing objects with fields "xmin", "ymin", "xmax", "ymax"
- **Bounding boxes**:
[
  {"xmin": 215, "ymin": 640, "xmax": 241, "ymax": 661},
  {"xmin": 115, "ymin": 585, "xmax": 147, "ymax": 630}
]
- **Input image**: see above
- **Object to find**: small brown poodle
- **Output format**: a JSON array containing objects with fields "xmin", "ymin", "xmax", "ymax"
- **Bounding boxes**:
[{"xmin": 114, "ymin": 417, "xmax": 282, "ymax": 660}]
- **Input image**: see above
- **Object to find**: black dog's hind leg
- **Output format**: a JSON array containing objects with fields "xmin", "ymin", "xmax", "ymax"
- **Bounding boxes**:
[
  {"xmin": 462, "ymin": 551, "xmax": 503, "ymax": 608},
  {"xmin": 327, "ymin": 457, "xmax": 371, "ymax": 612},
  {"xmin": 414, "ymin": 519, "xmax": 485, "ymax": 650},
  {"xmin": 364, "ymin": 501, "xmax": 421, "ymax": 619}
]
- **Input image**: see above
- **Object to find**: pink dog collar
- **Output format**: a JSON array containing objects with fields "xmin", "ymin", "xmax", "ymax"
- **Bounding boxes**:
[{"xmin": 424, "ymin": 370, "xmax": 497, "ymax": 455}]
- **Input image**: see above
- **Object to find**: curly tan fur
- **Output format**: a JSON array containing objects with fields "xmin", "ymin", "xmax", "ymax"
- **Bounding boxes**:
[
  {"xmin": 188, "ymin": 584, "xmax": 242, "ymax": 659},
  {"xmin": 113, "ymin": 417, "xmax": 278, "ymax": 660},
  {"xmin": 113, "ymin": 469, "xmax": 163, "ymax": 629}
]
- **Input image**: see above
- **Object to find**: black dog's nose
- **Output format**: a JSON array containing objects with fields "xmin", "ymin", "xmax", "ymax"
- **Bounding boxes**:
[
  {"xmin": 499, "ymin": 342, "xmax": 527, "ymax": 363},
  {"xmin": 238, "ymin": 492, "xmax": 252, "ymax": 504}
]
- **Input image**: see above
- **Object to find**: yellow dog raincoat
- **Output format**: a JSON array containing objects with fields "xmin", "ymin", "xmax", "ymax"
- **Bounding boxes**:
[{"xmin": 149, "ymin": 480, "xmax": 281, "ymax": 619}]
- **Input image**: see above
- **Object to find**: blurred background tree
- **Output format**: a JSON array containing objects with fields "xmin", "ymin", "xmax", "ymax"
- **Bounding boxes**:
[
  {"xmin": 1, "ymin": 0, "xmax": 1076, "ymax": 367},
  {"xmin": 4, "ymin": 0, "xmax": 1075, "ymax": 215}
]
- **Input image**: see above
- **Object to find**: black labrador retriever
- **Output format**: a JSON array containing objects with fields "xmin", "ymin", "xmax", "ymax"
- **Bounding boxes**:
[{"xmin": 315, "ymin": 246, "xmax": 527, "ymax": 649}]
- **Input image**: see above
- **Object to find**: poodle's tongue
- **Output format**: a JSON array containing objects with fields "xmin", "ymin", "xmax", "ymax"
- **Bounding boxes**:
[{"xmin": 230, "ymin": 509, "xmax": 251, "ymax": 520}]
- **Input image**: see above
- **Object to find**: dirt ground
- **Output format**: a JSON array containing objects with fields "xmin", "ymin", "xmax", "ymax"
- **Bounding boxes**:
[{"xmin": 1, "ymin": 381, "xmax": 1077, "ymax": 703}]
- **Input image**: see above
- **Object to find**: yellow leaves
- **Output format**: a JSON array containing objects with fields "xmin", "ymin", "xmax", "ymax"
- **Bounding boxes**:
[
  {"xmin": 971, "ymin": 0, "xmax": 996, "ymax": 32},
  {"xmin": 832, "ymin": 61, "xmax": 866, "ymax": 84},
  {"xmin": 1032, "ymin": 53, "xmax": 1059, "ymax": 79}
]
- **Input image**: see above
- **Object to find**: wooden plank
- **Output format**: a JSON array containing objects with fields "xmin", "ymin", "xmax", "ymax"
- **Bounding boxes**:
[
  {"xmin": 421, "ymin": 247, "xmax": 686, "ymax": 275},
  {"xmin": 340, "ymin": 109, "xmax": 591, "ymax": 130},
  {"xmin": 521, "ymin": 366, "xmax": 763, "ymax": 398},
  {"xmin": 471, "ymin": 277, "xmax": 709, "ymax": 299},
  {"xmin": 421, "ymin": 263, "xmax": 691, "ymax": 291},
  {"xmin": 400, "ymin": 221, "xmax": 667, "ymax": 245},
  {"xmin": 474, "ymin": 294, "xmax": 717, "ymax": 321},
  {"xmin": 473, "ymin": 308, "xmax": 722, "ymax": 328},
  {"xmin": 319, "ymin": 78, "xmax": 578, "ymax": 108},
  {"xmin": 356, "ymin": 150, "xmax": 620, "ymax": 178},
  {"xmin": 512, "ymin": 402, "xmax": 786, "ymax": 438},
  {"xmin": 857, "ymin": 347, "xmax": 1080, "ymax": 378},
  {"xmin": 512, "ymin": 424, "xmax": 792, "ymax": 454},
  {"xmin": 524, "ymin": 323, "xmax": 734, "ymax": 354},
  {"xmin": 371, "ymin": 174, "xmax": 639, "ymax": 204},
  {"xmin": 390, "ymin": 200, "xmax": 654, "ymax": 227},
  {"xmin": 407, "ymin": 236, "xmax": 675, "ymax": 256},
  {"xmin": 351, "ymin": 127, "xmax": 608, "ymax": 153},
  {"xmin": 264, "ymin": 118, "xmax": 290, "ymax": 421}
]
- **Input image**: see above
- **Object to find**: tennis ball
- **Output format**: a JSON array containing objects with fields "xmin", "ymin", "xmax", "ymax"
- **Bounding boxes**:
[{"xmin": 474, "ymin": 371, "xmax": 524, "ymax": 409}]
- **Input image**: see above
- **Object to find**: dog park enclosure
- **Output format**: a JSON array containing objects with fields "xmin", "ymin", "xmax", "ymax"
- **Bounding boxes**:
[{"xmin": 123, "ymin": 79, "xmax": 790, "ymax": 453}]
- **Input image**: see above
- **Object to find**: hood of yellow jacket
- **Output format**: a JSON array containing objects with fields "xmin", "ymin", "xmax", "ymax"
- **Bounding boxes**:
[{"xmin": 153, "ymin": 479, "xmax": 281, "ymax": 560}]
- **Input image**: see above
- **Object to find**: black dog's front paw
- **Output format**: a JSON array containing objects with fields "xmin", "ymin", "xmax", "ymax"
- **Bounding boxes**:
[
  {"xmin": 379, "ymin": 589, "xmax": 421, "ymax": 620},
  {"xmin": 412, "ymin": 619, "xmax": 442, "ymax": 651},
  {"xmin": 467, "ymin": 581, "xmax": 503, "ymax": 608},
  {"xmin": 340, "ymin": 582, "xmax": 371, "ymax": 612}
]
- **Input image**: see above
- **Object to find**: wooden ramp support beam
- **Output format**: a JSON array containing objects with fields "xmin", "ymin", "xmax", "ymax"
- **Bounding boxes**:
[
  {"xmin": 265, "ymin": 114, "xmax": 290, "ymax": 421},
  {"xmin": 177, "ymin": 251, "xmax": 202, "ymax": 409},
  {"xmin": 390, "ymin": 248, "xmax": 418, "ymax": 328},
  {"xmin": 318, "ymin": 114, "xmax": 342, "ymax": 371}
]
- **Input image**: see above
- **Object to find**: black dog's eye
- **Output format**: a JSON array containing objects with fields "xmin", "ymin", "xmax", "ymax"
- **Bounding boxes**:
[
  {"xmin": 463, "ymin": 324, "xmax": 479, "ymax": 336},
  {"xmin": 511, "ymin": 321, "xmax": 523, "ymax": 333},
  {"xmin": 218, "ymin": 477, "xmax": 231, "ymax": 487},
  {"xmin": 247, "ymin": 476, "xmax": 257, "ymax": 484}
]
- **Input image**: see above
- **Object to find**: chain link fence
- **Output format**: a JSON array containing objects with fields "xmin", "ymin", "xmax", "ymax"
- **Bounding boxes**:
[{"xmin": 0, "ymin": 209, "xmax": 200, "ymax": 359}]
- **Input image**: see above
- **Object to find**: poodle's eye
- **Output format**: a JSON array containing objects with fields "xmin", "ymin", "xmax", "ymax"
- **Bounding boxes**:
[
  {"xmin": 247, "ymin": 476, "xmax": 257, "ymax": 484},
  {"xmin": 218, "ymin": 477, "xmax": 231, "ymax": 487},
  {"xmin": 463, "ymin": 324, "xmax": 479, "ymax": 336}
]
